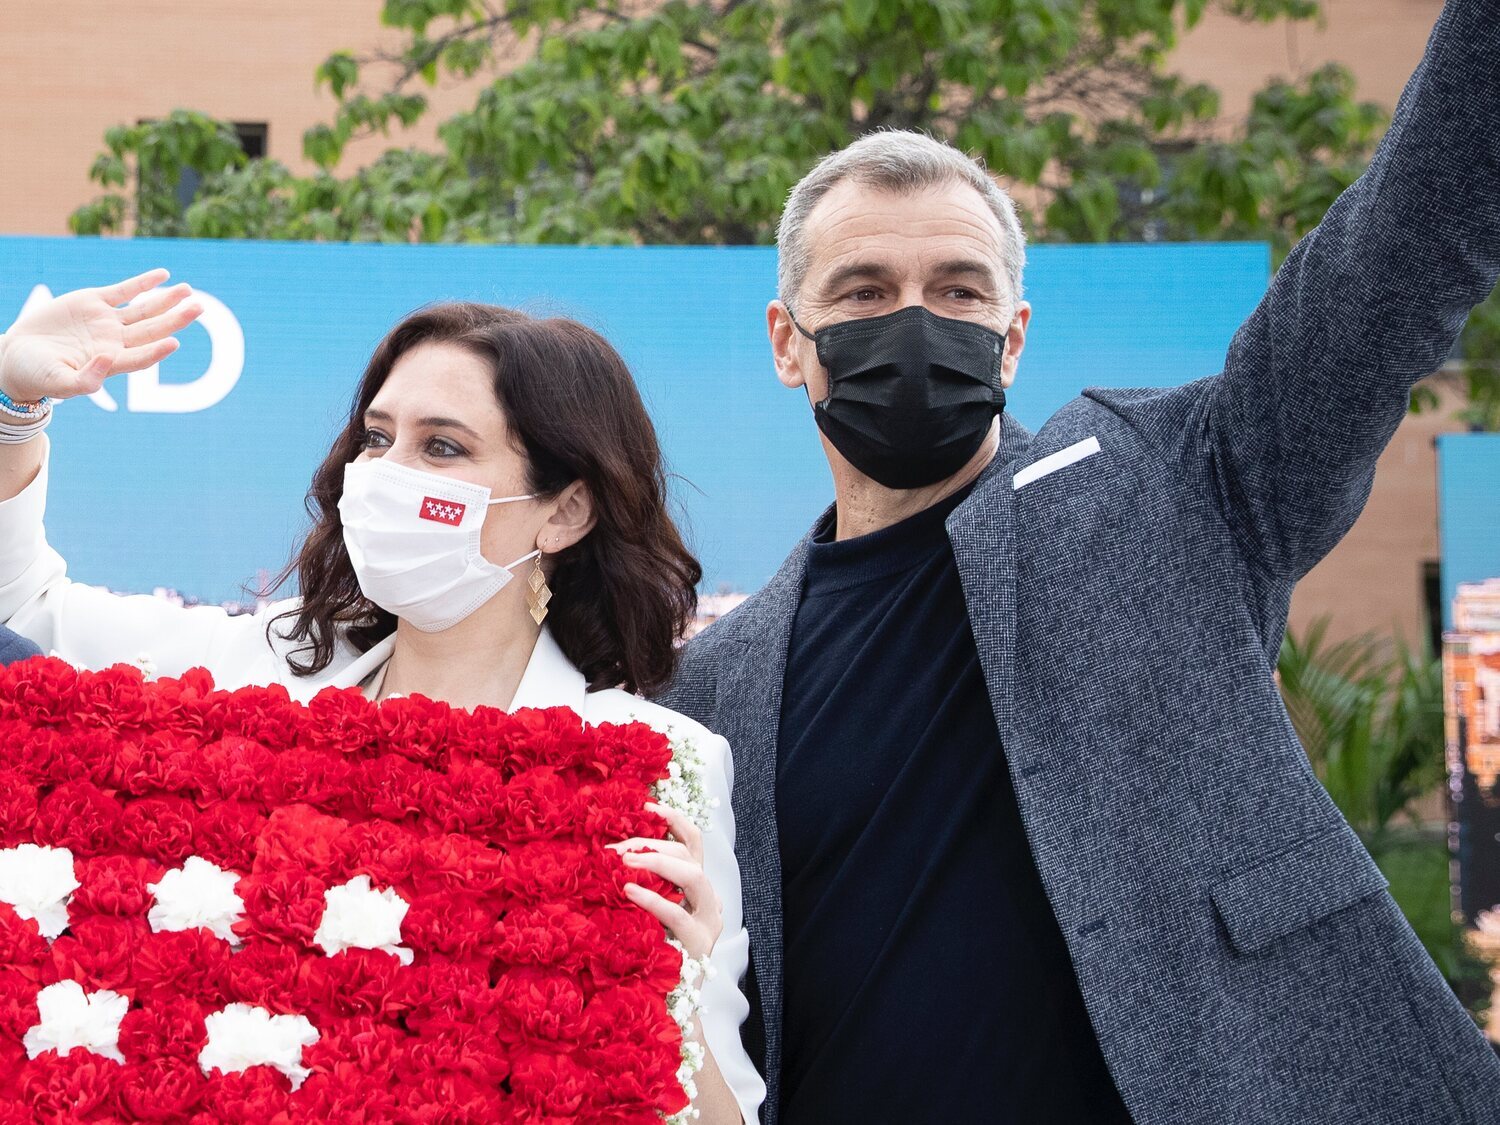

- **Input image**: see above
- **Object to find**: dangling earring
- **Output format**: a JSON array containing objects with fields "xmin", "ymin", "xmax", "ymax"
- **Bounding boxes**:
[{"xmin": 527, "ymin": 552, "xmax": 553, "ymax": 626}]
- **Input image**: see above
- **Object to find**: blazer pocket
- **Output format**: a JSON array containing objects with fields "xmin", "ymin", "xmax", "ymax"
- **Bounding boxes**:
[{"xmin": 1209, "ymin": 821, "xmax": 1389, "ymax": 955}]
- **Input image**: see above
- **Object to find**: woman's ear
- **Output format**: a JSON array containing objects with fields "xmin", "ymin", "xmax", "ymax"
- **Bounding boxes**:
[{"xmin": 539, "ymin": 480, "xmax": 597, "ymax": 555}]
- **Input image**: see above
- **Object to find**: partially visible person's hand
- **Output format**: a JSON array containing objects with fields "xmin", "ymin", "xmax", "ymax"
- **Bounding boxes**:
[
  {"xmin": 0, "ymin": 269, "xmax": 200, "ymax": 405},
  {"xmin": 609, "ymin": 801, "xmax": 723, "ymax": 962}
]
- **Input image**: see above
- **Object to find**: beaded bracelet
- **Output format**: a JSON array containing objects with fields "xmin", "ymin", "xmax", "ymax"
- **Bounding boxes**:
[
  {"xmin": 0, "ymin": 406, "xmax": 52, "ymax": 445},
  {"xmin": 0, "ymin": 385, "xmax": 52, "ymax": 420}
]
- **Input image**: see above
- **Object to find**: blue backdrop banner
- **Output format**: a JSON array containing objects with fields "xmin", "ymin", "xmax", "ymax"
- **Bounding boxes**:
[{"xmin": 1, "ymin": 236, "xmax": 1269, "ymax": 604}]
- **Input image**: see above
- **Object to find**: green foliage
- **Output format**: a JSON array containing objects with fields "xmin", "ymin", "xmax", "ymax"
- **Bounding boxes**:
[
  {"xmin": 72, "ymin": 0, "xmax": 1382, "ymax": 249},
  {"xmin": 1277, "ymin": 618, "xmax": 1446, "ymax": 844}
]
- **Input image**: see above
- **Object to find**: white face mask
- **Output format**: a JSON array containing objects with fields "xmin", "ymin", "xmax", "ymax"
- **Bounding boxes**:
[{"xmin": 337, "ymin": 458, "xmax": 541, "ymax": 633}]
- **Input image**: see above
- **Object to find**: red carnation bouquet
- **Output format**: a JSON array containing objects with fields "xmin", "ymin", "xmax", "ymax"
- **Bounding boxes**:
[{"xmin": 0, "ymin": 656, "xmax": 712, "ymax": 1123}]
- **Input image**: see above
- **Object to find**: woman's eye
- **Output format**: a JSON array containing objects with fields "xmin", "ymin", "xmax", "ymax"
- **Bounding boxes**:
[
  {"xmin": 360, "ymin": 429, "xmax": 390, "ymax": 450},
  {"xmin": 426, "ymin": 438, "xmax": 464, "ymax": 458}
]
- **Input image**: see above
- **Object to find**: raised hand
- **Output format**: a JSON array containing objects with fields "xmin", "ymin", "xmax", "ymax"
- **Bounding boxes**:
[{"xmin": 0, "ymin": 269, "xmax": 202, "ymax": 406}]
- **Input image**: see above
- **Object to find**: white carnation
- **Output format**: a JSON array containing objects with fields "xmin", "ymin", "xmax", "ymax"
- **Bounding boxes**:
[
  {"xmin": 199, "ymin": 1004, "xmax": 319, "ymax": 1089},
  {"xmin": 313, "ymin": 875, "xmax": 413, "ymax": 965},
  {"xmin": 0, "ymin": 843, "xmax": 78, "ymax": 940},
  {"xmin": 23, "ymin": 980, "xmax": 128, "ymax": 1063},
  {"xmin": 147, "ymin": 857, "xmax": 245, "ymax": 944}
]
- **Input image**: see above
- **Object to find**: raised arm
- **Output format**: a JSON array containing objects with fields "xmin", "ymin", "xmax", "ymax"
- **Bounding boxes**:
[
  {"xmin": 0, "ymin": 272, "xmax": 276, "ymax": 675},
  {"xmin": 1115, "ymin": 0, "xmax": 1500, "ymax": 581}
]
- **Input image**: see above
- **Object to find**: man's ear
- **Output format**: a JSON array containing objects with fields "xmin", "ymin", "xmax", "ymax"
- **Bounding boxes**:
[
  {"xmin": 768, "ymin": 300, "xmax": 808, "ymax": 390},
  {"xmin": 540, "ymin": 481, "xmax": 597, "ymax": 555},
  {"xmin": 1001, "ymin": 302, "xmax": 1032, "ymax": 390}
]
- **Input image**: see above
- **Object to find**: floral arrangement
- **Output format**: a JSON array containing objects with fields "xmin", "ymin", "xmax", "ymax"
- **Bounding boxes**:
[{"xmin": 0, "ymin": 656, "xmax": 709, "ymax": 1123}]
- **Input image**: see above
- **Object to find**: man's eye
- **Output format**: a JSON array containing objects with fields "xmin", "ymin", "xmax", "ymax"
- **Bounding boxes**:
[
  {"xmin": 847, "ymin": 288, "xmax": 882, "ymax": 303},
  {"xmin": 947, "ymin": 288, "xmax": 978, "ymax": 300}
]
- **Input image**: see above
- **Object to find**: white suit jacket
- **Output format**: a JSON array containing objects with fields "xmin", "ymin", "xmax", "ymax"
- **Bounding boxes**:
[{"xmin": 0, "ymin": 436, "xmax": 765, "ymax": 1122}]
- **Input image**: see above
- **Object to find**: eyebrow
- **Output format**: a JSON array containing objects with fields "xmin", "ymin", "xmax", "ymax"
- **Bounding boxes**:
[
  {"xmin": 363, "ymin": 408, "xmax": 483, "ymax": 441},
  {"xmin": 818, "ymin": 257, "xmax": 1001, "ymax": 294}
]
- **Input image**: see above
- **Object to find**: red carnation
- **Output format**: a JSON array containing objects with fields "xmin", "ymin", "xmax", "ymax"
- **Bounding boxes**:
[
  {"xmin": 139, "ymin": 667, "xmax": 217, "ymax": 738},
  {"xmin": 72, "ymin": 664, "xmax": 149, "ymax": 734},
  {"xmin": 116, "ymin": 730, "xmax": 199, "ymax": 796},
  {"xmin": 236, "ymin": 869, "xmax": 328, "ymax": 946},
  {"xmin": 0, "ymin": 968, "xmax": 42, "ymax": 1042},
  {"xmin": 0, "ymin": 656, "xmax": 79, "ymax": 726},
  {"xmin": 0, "ymin": 771, "xmax": 38, "ymax": 849},
  {"xmin": 49, "ymin": 916, "xmax": 145, "ymax": 993},
  {"xmin": 288, "ymin": 1071, "xmax": 401, "ymax": 1122},
  {"xmin": 507, "ymin": 1048, "xmax": 593, "ymax": 1116},
  {"xmin": 435, "ymin": 762, "xmax": 508, "ymax": 835},
  {"xmin": 332, "ymin": 821, "xmax": 417, "ymax": 891},
  {"xmin": 402, "ymin": 896, "xmax": 495, "ymax": 961},
  {"xmin": 502, "ymin": 707, "xmax": 592, "ymax": 774},
  {"xmin": 117, "ymin": 1058, "xmax": 206, "ymax": 1121},
  {"xmin": 213, "ymin": 683, "xmax": 301, "ymax": 751},
  {"xmin": 120, "ymin": 796, "xmax": 197, "ymax": 865},
  {"xmin": 592, "ymin": 721, "xmax": 674, "ymax": 785},
  {"xmin": 585, "ymin": 907, "xmax": 683, "ymax": 991},
  {"xmin": 197, "ymin": 736, "xmax": 276, "ymax": 803},
  {"xmin": 346, "ymin": 756, "xmax": 434, "ymax": 823},
  {"xmin": 223, "ymin": 940, "xmax": 305, "ymax": 1010},
  {"xmin": 493, "ymin": 767, "xmax": 579, "ymax": 845},
  {"xmin": 409, "ymin": 834, "xmax": 505, "ymax": 898},
  {"xmin": 0, "ymin": 907, "xmax": 50, "ymax": 983},
  {"xmin": 117, "ymin": 996, "xmax": 208, "ymax": 1064},
  {"xmin": 56, "ymin": 727, "xmax": 129, "ymax": 791},
  {"xmin": 34, "ymin": 780, "xmax": 124, "ymax": 857},
  {"xmin": 374, "ymin": 693, "xmax": 453, "ymax": 766},
  {"xmin": 492, "ymin": 903, "xmax": 591, "ymax": 971},
  {"xmin": 394, "ymin": 1069, "xmax": 506, "ymax": 1123},
  {"xmin": 132, "ymin": 928, "xmax": 231, "ymax": 1006},
  {"xmin": 297, "ymin": 948, "xmax": 412, "ymax": 1020},
  {"xmin": 17, "ymin": 1049, "xmax": 121, "ymax": 1121},
  {"xmin": 261, "ymin": 748, "xmax": 353, "ymax": 815},
  {"xmin": 71, "ymin": 855, "xmax": 159, "ymax": 919},
  {"xmin": 494, "ymin": 967, "xmax": 587, "ymax": 1044},
  {"xmin": 197, "ymin": 1066, "xmax": 290, "ymax": 1119},
  {"xmin": 253, "ymin": 804, "xmax": 347, "ymax": 879},
  {"xmin": 194, "ymin": 801, "xmax": 266, "ymax": 873},
  {"xmin": 302, "ymin": 687, "xmax": 381, "ymax": 756},
  {"xmin": 301, "ymin": 1015, "xmax": 402, "ymax": 1073}
]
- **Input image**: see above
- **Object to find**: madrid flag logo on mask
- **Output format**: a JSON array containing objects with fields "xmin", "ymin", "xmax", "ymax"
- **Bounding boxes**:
[{"xmin": 418, "ymin": 497, "xmax": 466, "ymax": 526}]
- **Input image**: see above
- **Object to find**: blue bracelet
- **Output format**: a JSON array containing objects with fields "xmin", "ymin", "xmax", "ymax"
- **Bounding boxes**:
[{"xmin": 0, "ymin": 386, "xmax": 51, "ymax": 418}]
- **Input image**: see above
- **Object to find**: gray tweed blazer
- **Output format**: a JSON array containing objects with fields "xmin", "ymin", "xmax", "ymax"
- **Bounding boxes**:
[
  {"xmin": 0, "ymin": 625, "xmax": 40, "ymax": 666},
  {"xmin": 658, "ymin": 3, "xmax": 1500, "ymax": 1121}
]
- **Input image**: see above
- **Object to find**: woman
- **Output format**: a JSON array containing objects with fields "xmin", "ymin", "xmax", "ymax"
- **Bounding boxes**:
[{"xmin": 0, "ymin": 270, "xmax": 765, "ymax": 1122}]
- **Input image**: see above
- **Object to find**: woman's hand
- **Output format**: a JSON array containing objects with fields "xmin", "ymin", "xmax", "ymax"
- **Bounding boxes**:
[
  {"xmin": 0, "ymin": 269, "xmax": 200, "ymax": 404},
  {"xmin": 609, "ymin": 801, "xmax": 723, "ymax": 962}
]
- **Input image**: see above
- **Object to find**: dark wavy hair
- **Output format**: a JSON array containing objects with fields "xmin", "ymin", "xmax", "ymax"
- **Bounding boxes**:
[{"xmin": 267, "ymin": 302, "xmax": 701, "ymax": 696}]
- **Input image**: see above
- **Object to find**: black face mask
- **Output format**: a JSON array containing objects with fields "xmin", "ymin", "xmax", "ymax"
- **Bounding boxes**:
[{"xmin": 791, "ymin": 304, "xmax": 1008, "ymax": 490}]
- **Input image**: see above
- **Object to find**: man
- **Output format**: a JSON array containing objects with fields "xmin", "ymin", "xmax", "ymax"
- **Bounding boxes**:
[
  {"xmin": 0, "ymin": 624, "xmax": 39, "ymax": 665},
  {"xmin": 659, "ymin": 1, "xmax": 1500, "ymax": 1122}
]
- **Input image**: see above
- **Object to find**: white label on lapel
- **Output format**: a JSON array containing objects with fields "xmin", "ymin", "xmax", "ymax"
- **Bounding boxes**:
[{"xmin": 1013, "ymin": 436, "xmax": 1102, "ymax": 491}]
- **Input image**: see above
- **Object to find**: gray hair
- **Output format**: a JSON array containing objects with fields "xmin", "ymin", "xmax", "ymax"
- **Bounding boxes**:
[{"xmin": 776, "ymin": 130, "xmax": 1028, "ymax": 312}]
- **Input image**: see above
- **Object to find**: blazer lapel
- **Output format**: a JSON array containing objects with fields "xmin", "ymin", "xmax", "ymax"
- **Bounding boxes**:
[
  {"xmin": 715, "ymin": 534, "xmax": 810, "ymax": 1111},
  {"xmin": 947, "ymin": 415, "xmax": 1031, "ymax": 740}
]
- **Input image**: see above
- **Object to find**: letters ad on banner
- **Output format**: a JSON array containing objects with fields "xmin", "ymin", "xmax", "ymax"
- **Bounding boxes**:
[
  {"xmin": 0, "ymin": 236, "xmax": 1267, "ymax": 611},
  {"xmin": 1438, "ymin": 433, "xmax": 1500, "ymax": 1043}
]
